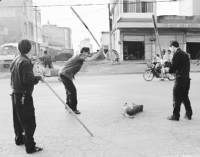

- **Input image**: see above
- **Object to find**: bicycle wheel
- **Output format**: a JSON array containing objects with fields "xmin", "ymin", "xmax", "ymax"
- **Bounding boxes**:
[{"xmin": 143, "ymin": 70, "xmax": 154, "ymax": 81}]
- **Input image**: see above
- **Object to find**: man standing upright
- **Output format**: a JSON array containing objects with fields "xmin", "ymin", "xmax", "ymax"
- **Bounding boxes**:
[
  {"xmin": 41, "ymin": 50, "xmax": 53, "ymax": 68},
  {"xmin": 167, "ymin": 41, "xmax": 192, "ymax": 121},
  {"xmin": 10, "ymin": 39, "xmax": 43, "ymax": 154}
]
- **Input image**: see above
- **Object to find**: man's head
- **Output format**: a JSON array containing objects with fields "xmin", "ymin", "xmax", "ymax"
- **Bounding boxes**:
[
  {"xmin": 80, "ymin": 47, "xmax": 90, "ymax": 59},
  {"xmin": 18, "ymin": 39, "xmax": 32, "ymax": 55},
  {"xmin": 169, "ymin": 40, "xmax": 179, "ymax": 53},
  {"xmin": 156, "ymin": 54, "xmax": 160, "ymax": 57},
  {"xmin": 44, "ymin": 50, "xmax": 47, "ymax": 55}
]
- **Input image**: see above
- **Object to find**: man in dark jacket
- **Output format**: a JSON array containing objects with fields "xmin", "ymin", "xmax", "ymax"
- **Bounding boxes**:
[
  {"xmin": 167, "ymin": 41, "xmax": 192, "ymax": 121},
  {"xmin": 59, "ymin": 47, "xmax": 90, "ymax": 114},
  {"xmin": 10, "ymin": 39, "xmax": 43, "ymax": 154},
  {"xmin": 41, "ymin": 50, "xmax": 53, "ymax": 68}
]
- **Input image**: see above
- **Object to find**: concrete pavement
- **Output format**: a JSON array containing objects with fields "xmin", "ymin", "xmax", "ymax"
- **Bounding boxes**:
[{"xmin": 0, "ymin": 73, "xmax": 200, "ymax": 157}]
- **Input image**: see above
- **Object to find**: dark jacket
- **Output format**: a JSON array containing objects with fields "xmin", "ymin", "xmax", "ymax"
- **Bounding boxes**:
[
  {"xmin": 59, "ymin": 55, "xmax": 85, "ymax": 80},
  {"xmin": 10, "ymin": 54, "xmax": 40, "ymax": 94},
  {"xmin": 40, "ymin": 54, "xmax": 53, "ymax": 68},
  {"xmin": 169, "ymin": 48, "xmax": 190, "ymax": 79}
]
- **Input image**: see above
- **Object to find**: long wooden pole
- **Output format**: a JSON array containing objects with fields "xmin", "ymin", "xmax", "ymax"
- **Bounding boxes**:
[
  {"xmin": 43, "ymin": 80, "xmax": 94, "ymax": 137},
  {"xmin": 70, "ymin": 7, "xmax": 101, "ymax": 48}
]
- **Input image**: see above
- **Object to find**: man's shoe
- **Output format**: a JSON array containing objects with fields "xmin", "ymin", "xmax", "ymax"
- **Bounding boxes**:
[
  {"xmin": 26, "ymin": 146, "xmax": 43, "ymax": 154},
  {"xmin": 184, "ymin": 114, "xmax": 192, "ymax": 120},
  {"xmin": 73, "ymin": 110, "xmax": 81, "ymax": 114},
  {"xmin": 15, "ymin": 136, "xmax": 25, "ymax": 146},
  {"xmin": 15, "ymin": 140, "xmax": 24, "ymax": 146},
  {"xmin": 167, "ymin": 115, "xmax": 179, "ymax": 121},
  {"xmin": 160, "ymin": 78, "xmax": 165, "ymax": 81}
]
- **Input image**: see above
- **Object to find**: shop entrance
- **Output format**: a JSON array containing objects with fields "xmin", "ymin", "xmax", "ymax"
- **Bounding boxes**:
[
  {"xmin": 123, "ymin": 41, "xmax": 145, "ymax": 60},
  {"xmin": 186, "ymin": 42, "xmax": 200, "ymax": 59}
]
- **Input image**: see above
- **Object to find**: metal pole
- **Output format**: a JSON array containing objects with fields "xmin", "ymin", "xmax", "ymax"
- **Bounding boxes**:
[
  {"xmin": 152, "ymin": 14, "xmax": 165, "ymax": 79},
  {"xmin": 70, "ymin": 7, "xmax": 101, "ymax": 48},
  {"xmin": 108, "ymin": 3, "xmax": 112, "ymax": 51},
  {"xmin": 108, "ymin": 3, "xmax": 113, "ymax": 60},
  {"xmin": 34, "ymin": 6, "xmax": 38, "ymax": 56},
  {"xmin": 152, "ymin": 14, "xmax": 162, "ymax": 55},
  {"xmin": 43, "ymin": 80, "xmax": 94, "ymax": 137}
]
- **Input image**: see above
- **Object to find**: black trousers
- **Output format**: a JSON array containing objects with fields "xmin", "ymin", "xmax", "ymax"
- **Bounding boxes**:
[
  {"xmin": 11, "ymin": 93, "xmax": 36, "ymax": 151},
  {"xmin": 172, "ymin": 78, "xmax": 192, "ymax": 118},
  {"xmin": 60, "ymin": 75, "xmax": 78, "ymax": 111}
]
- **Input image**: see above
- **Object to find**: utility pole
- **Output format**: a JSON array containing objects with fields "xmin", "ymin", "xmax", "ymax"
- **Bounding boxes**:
[
  {"xmin": 34, "ymin": 6, "xmax": 38, "ymax": 56},
  {"xmin": 108, "ymin": 3, "xmax": 112, "ymax": 52},
  {"xmin": 152, "ymin": 14, "xmax": 162, "ymax": 55}
]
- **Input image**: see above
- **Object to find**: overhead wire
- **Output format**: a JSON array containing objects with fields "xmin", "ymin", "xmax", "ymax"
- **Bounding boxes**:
[{"xmin": 0, "ymin": 0, "xmax": 180, "ymax": 8}]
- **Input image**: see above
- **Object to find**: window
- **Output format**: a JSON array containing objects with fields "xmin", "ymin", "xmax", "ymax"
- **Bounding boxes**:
[
  {"xmin": 123, "ymin": 0, "xmax": 129, "ymax": 12},
  {"xmin": 147, "ymin": 2, "xmax": 153, "ymax": 12},
  {"xmin": 141, "ymin": 1, "xmax": 147, "ymax": 12},
  {"xmin": 123, "ymin": 0, "xmax": 153, "ymax": 13},
  {"xmin": 137, "ymin": 1, "xmax": 153, "ymax": 13},
  {"xmin": 136, "ymin": 0, "xmax": 141, "ymax": 12},
  {"xmin": 123, "ymin": 0, "xmax": 136, "ymax": 13}
]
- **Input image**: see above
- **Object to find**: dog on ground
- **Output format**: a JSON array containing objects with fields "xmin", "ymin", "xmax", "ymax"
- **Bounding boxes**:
[{"xmin": 122, "ymin": 102, "xmax": 143, "ymax": 118}]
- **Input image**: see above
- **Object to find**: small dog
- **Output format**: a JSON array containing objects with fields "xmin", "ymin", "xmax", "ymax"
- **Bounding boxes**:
[{"xmin": 122, "ymin": 102, "xmax": 143, "ymax": 118}]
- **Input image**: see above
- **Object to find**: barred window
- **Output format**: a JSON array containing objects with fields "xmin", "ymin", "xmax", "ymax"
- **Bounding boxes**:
[{"xmin": 123, "ymin": 0, "xmax": 153, "ymax": 13}]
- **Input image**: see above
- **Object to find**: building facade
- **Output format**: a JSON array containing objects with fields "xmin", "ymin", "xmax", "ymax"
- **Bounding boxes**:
[
  {"xmin": 0, "ymin": 0, "xmax": 42, "ymax": 55},
  {"xmin": 100, "ymin": 31, "xmax": 109, "ymax": 51},
  {"xmin": 42, "ymin": 24, "xmax": 72, "ymax": 49},
  {"xmin": 111, "ymin": 0, "xmax": 200, "ymax": 61}
]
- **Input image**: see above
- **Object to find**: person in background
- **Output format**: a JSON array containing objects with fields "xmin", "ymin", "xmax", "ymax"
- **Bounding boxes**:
[
  {"xmin": 161, "ymin": 49, "xmax": 166, "ymax": 59},
  {"xmin": 160, "ymin": 50, "xmax": 166, "ymax": 80},
  {"xmin": 163, "ymin": 49, "xmax": 172, "ymax": 73},
  {"xmin": 41, "ymin": 50, "xmax": 53, "ymax": 68},
  {"xmin": 163, "ymin": 50, "xmax": 172, "ymax": 66},
  {"xmin": 152, "ymin": 53, "xmax": 162, "ymax": 75},
  {"xmin": 10, "ymin": 39, "xmax": 43, "ymax": 154}
]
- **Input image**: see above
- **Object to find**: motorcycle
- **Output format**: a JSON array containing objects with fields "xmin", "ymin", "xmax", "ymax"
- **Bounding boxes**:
[{"xmin": 143, "ymin": 62, "xmax": 175, "ymax": 81}]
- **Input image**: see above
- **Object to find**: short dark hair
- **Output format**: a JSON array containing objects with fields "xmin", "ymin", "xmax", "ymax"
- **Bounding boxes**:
[
  {"xmin": 170, "ymin": 41, "xmax": 179, "ymax": 48},
  {"xmin": 80, "ymin": 47, "xmax": 90, "ymax": 54},
  {"xmin": 44, "ymin": 50, "xmax": 47, "ymax": 54},
  {"xmin": 18, "ymin": 39, "xmax": 32, "ymax": 54}
]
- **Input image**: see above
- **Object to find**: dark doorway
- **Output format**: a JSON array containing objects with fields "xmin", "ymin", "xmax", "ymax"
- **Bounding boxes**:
[
  {"xmin": 186, "ymin": 42, "xmax": 200, "ymax": 59},
  {"xmin": 123, "ymin": 41, "xmax": 145, "ymax": 60}
]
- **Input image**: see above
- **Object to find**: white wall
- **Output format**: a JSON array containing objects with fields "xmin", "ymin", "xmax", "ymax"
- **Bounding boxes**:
[
  {"xmin": 193, "ymin": 0, "xmax": 200, "ymax": 15},
  {"xmin": 100, "ymin": 32, "xmax": 109, "ymax": 46},
  {"xmin": 179, "ymin": 0, "xmax": 193, "ymax": 16},
  {"xmin": 156, "ymin": 0, "xmax": 179, "ymax": 16},
  {"xmin": 0, "ymin": 0, "xmax": 23, "ymax": 18},
  {"xmin": 42, "ymin": 25, "xmax": 72, "ymax": 49},
  {"xmin": 179, "ymin": 0, "xmax": 200, "ymax": 16},
  {"xmin": 157, "ymin": 0, "xmax": 200, "ymax": 16}
]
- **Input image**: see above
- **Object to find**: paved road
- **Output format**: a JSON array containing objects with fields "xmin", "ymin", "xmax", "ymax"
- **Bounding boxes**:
[
  {"xmin": 0, "ymin": 73, "xmax": 200, "ymax": 157},
  {"xmin": 1, "ymin": 60, "xmax": 200, "ymax": 78}
]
